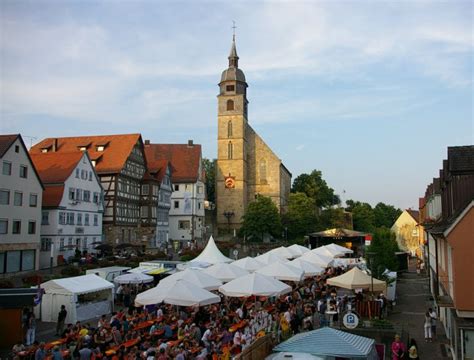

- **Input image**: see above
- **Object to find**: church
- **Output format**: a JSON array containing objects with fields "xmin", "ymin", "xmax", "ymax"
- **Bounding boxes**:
[{"xmin": 216, "ymin": 36, "xmax": 292, "ymax": 234}]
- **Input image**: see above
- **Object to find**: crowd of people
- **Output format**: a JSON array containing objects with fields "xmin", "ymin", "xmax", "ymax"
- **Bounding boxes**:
[{"xmin": 12, "ymin": 265, "xmax": 378, "ymax": 360}]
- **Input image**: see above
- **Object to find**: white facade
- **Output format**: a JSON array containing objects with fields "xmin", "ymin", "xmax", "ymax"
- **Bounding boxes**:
[
  {"xmin": 40, "ymin": 153, "xmax": 103, "ymax": 268},
  {"xmin": 169, "ymin": 180, "xmax": 206, "ymax": 244},
  {"xmin": 0, "ymin": 136, "xmax": 43, "ymax": 273},
  {"xmin": 155, "ymin": 166, "xmax": 172, "ymax": 248}
]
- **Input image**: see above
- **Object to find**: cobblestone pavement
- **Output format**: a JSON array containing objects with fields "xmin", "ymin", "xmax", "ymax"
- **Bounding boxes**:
[{"xmin": 388, "ymin": 261, "xmax": 450, "ymax": 359}]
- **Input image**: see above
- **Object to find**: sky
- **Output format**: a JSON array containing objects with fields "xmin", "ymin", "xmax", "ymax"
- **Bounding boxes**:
[{"xmin": 1, "ymin": 0, "xmax": 473, "ymax": 210}]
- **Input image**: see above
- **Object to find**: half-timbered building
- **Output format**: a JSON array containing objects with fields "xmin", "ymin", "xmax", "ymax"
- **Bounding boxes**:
[{"xmin": 30, "ymin": 134, "xmax": 146, "ymax": 245}]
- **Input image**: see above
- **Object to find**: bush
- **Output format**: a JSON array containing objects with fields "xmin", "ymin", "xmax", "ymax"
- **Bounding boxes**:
[
  {"xmin": 0, "ymin": 279, "xmax": 14, "ymax": 288},
  {"xmin": 180, "ymin": 254, "xmax": 196, "ymax": 262},
  {"xmin": 61, "ymin": 265, "xmax": 82, "ymax": 277},
  {"xmin": 22, "ymin": 275, "xmax": 43, "ymax": 287}
]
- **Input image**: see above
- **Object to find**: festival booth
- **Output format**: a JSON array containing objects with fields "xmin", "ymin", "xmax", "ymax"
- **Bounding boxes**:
[
  {"xmin": 177, "ymin": 236, "xmax": 232, "ymax": 270},
  {"xmin": 37, "ymin": 274, "xmax": 114, "ymax": 323},
  {"xmin": 272, "ymin": 327, "xmax": 379, "ymax": 360}
]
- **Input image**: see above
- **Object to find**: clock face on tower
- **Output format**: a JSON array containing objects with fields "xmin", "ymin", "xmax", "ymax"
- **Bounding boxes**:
[{"xmin": 225, "ymin": 176, "xmax": 236, "ymax": 189}]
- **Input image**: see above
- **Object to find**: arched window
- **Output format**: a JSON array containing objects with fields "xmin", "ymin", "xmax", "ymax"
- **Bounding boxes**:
[
  {"xmin": 227, "ymin": 120, "xmax": 233, "ymax": 138},
  {"xmin": 228, "ymin": 142, "xmax": 233, "ymax": 160},
  {"xmin": 227, "ymin": 99, "xmax": 234, "ymax": 111},
  {"xmin": 260, "ymin": 159, "xmax": 267, "ymax": 184}
]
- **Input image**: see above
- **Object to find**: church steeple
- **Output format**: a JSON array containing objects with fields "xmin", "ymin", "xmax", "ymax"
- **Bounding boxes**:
[{"xmin": 228, "ymin": 34, "xmax": 239, "ymax": 68}]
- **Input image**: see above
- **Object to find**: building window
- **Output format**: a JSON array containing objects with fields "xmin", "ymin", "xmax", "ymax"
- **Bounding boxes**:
[
  {"xmin": 197, "ymin": 186, "xmax": 203, "ymax": 194},
  {"xmin": 77, "ymin": 213, "xmax": 82, "ymax": 226},
  {"xmin": 96, "ymin": 145, "xmax": 105, "ymax": 152},
  {"xmin": 0, "ymin": 190, "xmax": 9, "ymax": 205},
  {"xmin": 84, "ymin": 213, "xmax": 89, "ymax": 226},
  {"xmin": 0, "ymin": 219, "xmax": 7, "ymax": 234},
  {"xmin": 59, "ymin": 238, "xmax": 65, "ymax": 251},
  {"xmin": 89, "ymin": 171, "xmax": 92, "ymax": 181},
  {"xmin": 178, "ymin": 220, "xmax": 190, "ymax": 230},
  {"xmin": 12, "ymin": 220, "xmax": 21, "ymax": 234},
  {"xmin": 15, "ymin": 145, "xmax": 19, "ymax": 153},
  {"xmin": 42, "ymin": 211, "xmax": 49, "ymax": 225},
  {"xmin": 83, "ymin": 190, "xmax": 91, "ymax": 202},
  {"xmin": 30, "ymin": 193, "xmax": 38, "ymax": 207},
  {"xmin": 142, "ymin": 184, "xmax": 149, "ymax": 195},
  {"xmin": 75, "ymin": 189, "xmax": 82, "ymax": 201},
  {"xmin": 93, "ymin": 192, "xmax": 99, "ymax": 204},
  {"xmin": 67, "ymin": 212, "xmax": 74, "ymax": 225},
  {"xmin": 94, "ymin": 214, "xmax": 98, "ymax": 226},
  {"xmin": 228, "ymin": 121, "xmax": 233, "ymax": 137},
  {"xmin": 226, "ymin": 85, "xmax": 235, "ymax": 92},
  {"xmin": 174, "ymin": 201, "xmax": 179, "ymax": 209},
  {"xmin": 28, "ymin": 221, "xmax": 36, "ymax": 234},
  {"xmin": 81, "ymin": 169, "xmax": 87, "ymax": 180},
  {"xmin": 21, "ymin": 250, "xmax": 35, "ymax": 271},
  {"xmin": 227, "ymin": 99, "xmax": 234, "ymax": 111},
  {"xmin": 41, "ymin": 238, "xmax": 52, "ymax": 252},
  {"xmin": 19, "ymin": 165, "xmax": 28, "ymax": 178},
  {"xmin": 259, "ymin": 159, "xmax": 267, "ymax": 184},
  {"xmin": 76, "ymin": 169, "xmax": 80, "ymax": 178},
  {"xmin": 2, "ymin": 161, "xmax": 12, "ymax": 175},
  {"xmin": 59, "ymin": 212, "xmax": 66, "ymax": 225},
  {"xmin": 6, "ymin": 251, "xmax": 20, "ymax": 272},
  {"xmin": 174, "ymin": 184, "xmax": 179, "ymax": 191},
  {"xmin": 228, "ymin": 142, "xmax": 233, "ymax": 160},
  {"xmin": 198, "ymin": 202, "xmax": 202, "ymax": 210},
  {"xmin": 141, "ymin": 206, "xmax": 149, "ymax": 217},
  {"xmin": 69, "ymin": 188, "xmax": 75, "ymax": 200},
  {"xmin": 14, "ymin": 192, "xmax": 22, "ymax": 206}
]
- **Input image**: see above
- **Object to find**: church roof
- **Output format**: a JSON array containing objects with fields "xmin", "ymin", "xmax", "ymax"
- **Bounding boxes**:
[{"xmin": 220, "ymin": 35, "xmax": 246, "ymax": 83}]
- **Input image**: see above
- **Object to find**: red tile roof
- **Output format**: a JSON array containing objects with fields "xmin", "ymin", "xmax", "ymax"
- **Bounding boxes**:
[
  {"xmin": 30, "ymin": 152, "xmax": 83, "ymax": 184},
  {"xmin": 0, "ymin": 134, "xmax": 19, "ymax": 158},
  {"xmin": 30, "ymin": 134, "xmax": 142, "ymax": 174},
  {"xmin": 42, "ymin": 185, "xmax": 65, "ymax": 208},
  {"xmin": 144, "ymin": 144, "xmax": 201, "ymax": 183},
  {"xmin": 407, "ymin": 209, "xmax": 420, "ymax": 223}
]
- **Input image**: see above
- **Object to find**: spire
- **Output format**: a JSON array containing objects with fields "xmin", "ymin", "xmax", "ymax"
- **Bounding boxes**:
[{"xmin": 228, "ymin": 22, "xmax": 239, "ymax": 68}]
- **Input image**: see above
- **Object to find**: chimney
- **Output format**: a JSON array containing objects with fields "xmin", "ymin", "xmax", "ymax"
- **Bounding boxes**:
[
  {"xmin": 52, "ymin": 138, "xmax": 58, "ymax": 152},
  {"xmin": 188, "ymin": 139, "xmax": 194, "ymax": 147},
  {"xmin": 144, "ymin": 140, "xmax": 150, "ymax": 146}
]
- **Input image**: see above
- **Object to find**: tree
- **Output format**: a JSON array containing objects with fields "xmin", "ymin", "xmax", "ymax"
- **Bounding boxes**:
[
  {"xmin": 202, "ymin": 158, "xmax": 216, "ymax": 203},
  {"xmin": 373, "ymin": 202, "xmax": 402, "ymax": 228},
  {"xmin": 318, "ymin": 207, "xmax": 347, "ymax": 230},
  {"xmin": 240, "ymin": 195, "xmax": 282, "ymax": 241},
  {"xmin": 345, "ymin": 200, "xmax": 375, "ymax": 232},
  {"xmin": 292, "ymin": 170, "xmax": 340, "ymax": 208},
  {"xmin": 282, "ymin": 192, "xmax": 317, "ymax": 239},
  {"xmin": 366, "ymin": 227, "xmax": 400, "ymax": 277}
]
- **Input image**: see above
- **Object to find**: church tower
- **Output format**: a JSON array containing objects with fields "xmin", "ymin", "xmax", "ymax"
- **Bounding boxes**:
[{"xmin": 216, "ymin": 35, "xmax": 249, "ymax": 233}]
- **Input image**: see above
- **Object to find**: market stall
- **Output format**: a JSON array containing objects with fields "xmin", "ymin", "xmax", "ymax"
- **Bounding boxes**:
[{"xmin": 36, "ymin": 274, "xmax": 114, "ymax": 323}]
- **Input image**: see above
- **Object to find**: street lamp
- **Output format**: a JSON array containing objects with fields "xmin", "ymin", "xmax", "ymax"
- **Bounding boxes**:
[
  {"xmin": 366, "ymin": 251, "xmax": 377, "ymax": 298},
  {"xmin": 223, "ymin": 211, "xmax": 234, "ymax": 235}
]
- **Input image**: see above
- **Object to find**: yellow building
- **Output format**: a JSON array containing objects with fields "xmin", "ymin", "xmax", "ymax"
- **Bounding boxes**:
[
  {"xmin": 216, "ymin": 36, "xmax": 291, "ymax": 233},
  {"xmin": 391, "ymin": 209, "xmax": 424, "ymax": 256}
]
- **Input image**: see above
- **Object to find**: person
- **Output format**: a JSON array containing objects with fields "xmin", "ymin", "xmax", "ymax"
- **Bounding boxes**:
[
  {"xmin": 56, "ymin": 305, "xmax": 67, "ymax": 336},
  {"xmin": 424, "ymin": 311, "xmax": 432, "ymax": 342},
  {"xmin": 26, "ymin": 312, "xmax": 36, "ymax": 346},
  {"xmin": 34, "ymin": 342, "xmax": 46, "ymax": 360},
  {"xmin": 52, "ymin": 346, "xmax": 63, "ymax": 360},
  {"xmin": 391, "ymin": 334, "xmax": 406, "ymax": 360},
  {"xmin": 79, "ymin": 345, "xmax": 93, "ymax": 360},
  {"xmin": 429, "ymin": 308, "xmax": 437, "ymax": 340},
  {"xmin": 408, "ymin": 338, "xmax": 419, "ymax": 359}
]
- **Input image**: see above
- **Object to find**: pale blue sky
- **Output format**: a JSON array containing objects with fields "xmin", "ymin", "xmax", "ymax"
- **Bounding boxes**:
[{"xmin": 1, "ymin": 0, "xmax": 473, "ymax": 209}]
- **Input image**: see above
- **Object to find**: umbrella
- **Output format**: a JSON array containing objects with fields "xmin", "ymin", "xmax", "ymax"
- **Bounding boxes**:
[
  {"xmin": 232, "ymin": 256, "xmax": 264, "ymax": 272},
  {"xmin": 300, "ymin": 251, "xmax": 333, "ymax": 267},
  {"xmin": 202, "ymin": 263, "xmax": 249, "ymax": 282},
  {"xmin": 268, "ymin": 246, "xmax": 294, "ymax": 259},
  {"xmin": 219, "ymin": 272, "xmax": 291, "ymax": 297},
  {"xmin": 288, "ymin": 258, "xmax": 325, "ymax": 277},
  {"xmin": 287, "ymin": 244, "xmax": 310, "ymax": 257},
  {"xmin": 326, "ymin": 267, "xmax": 386, "ymax": 292},
  {"xmin": 255, "ymin": 252, "xmax": 286, "ymax": 265},
  {"xmin": 114, "ymin": 272, "xmax": 153, "ymax": 284},
  {"xmin": 312, "ymin": 246, "xmax": 340, "ymax": 258},
  {"xmin": 325, "ymin": 243, "xmax": 354, "ymax": 255},
  {"xmin": 135, "ymin": 279, "xmax": 221, "ymax": 307},
  {"xmin": 94, "ymin": 244, "xmax": 113, "ymax": 251},
  {"xmin": 159, "ymin": 268, "xmax": 222, "ymax": 290},
  {"xmin": 256, "ymin": 260, "xmax": 305, "ymax": 282}
]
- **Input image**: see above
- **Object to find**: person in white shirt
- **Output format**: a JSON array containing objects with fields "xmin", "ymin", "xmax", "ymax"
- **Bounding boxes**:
[
  {"xmin": 236, "ymin": 307, "xmax": 243, "ymax": 319},
  {"xmin": 202, "ymin": 327, "xmax": 212, "ymax": 349}
]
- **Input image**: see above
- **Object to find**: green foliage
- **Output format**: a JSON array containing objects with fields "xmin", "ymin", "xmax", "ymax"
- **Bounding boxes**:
[
  {"xmin": 61, "ymin": 265, "xmax": 82, "ymax": 277},
  {"xmin": 0, "ymin": 279, "xmax": 14, "ymax": 288},
  {"xmin": 366, "ymin": 227, "xmax": 400, "ymax": 276},
  {"xmin": 240, "ymin": 195, "xmax": 282, "ymax": 241},
  {"xmin": 346, "ymin": 200, "xmax": 402, "ymax": 233},
  {"xmin": 318, "ymin": 207, "xmax": 347, "ymax": 230},
  {"xmin": 292, "ymin": 170, "xmax": 340, "ymax": 208},
  {"xmin": 180, "ymin": 254, "xmax": 195, "ymax": 262},
  {"xmin": 373, "ymin": 202, "xmax": 402, "ymax": 228},
  {"xmin": 202, "ymin": 158, "xmax": 216, "ymax": 203},
  {"xmin": 282, "ymin": 192, "xmax": 317, "ymax": 238}
]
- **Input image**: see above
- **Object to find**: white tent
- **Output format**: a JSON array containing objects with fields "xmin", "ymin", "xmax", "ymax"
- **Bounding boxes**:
[
  {"xmin": 202, "ymin": 263, "xmax": 249, "ymax": 282},
  {"xmin": 312, "ymin": 246, "xmax": 340, "ymax": 258},
  {"xmin": 232, "ymin": 256, "xmax": 264, "ymax": 272},
  {"xmin": 269, "ymin": 246, "xmax": 294, "ymax": 259},
  {"xmin": 325, "ymin": 243, "xmax": 354, "ymax": 255},
  {"xmin": 288, "ymin": 258, "xmax": 325, "ymax": 277},
  {"xmin": 300, "ymin": 251, "xmax": 334, "ymax": 267},
  {"xmin": 190, "ymin": 236, "xmax": 233, "ymax": 264},
  {"xmin": 256, "ymin": 260, "xmax": 305, "ymax": 282},
  {"xmin": 114, "ymin": 272, "xmax": 153, "ymax": 284},
  {"xmin": 159, "ymin": 268, "xmax": 222, "ymax": 290},
  {"xmin": 36, "ymin": 274, "xmax": 114, "ymax": 323},
  {"xmin": 219, "ymin": 273, "xmax": 291, "ymax": 297},
  {"xmin": 255, "ymin": 252, "xmax": 286, "ymax": 265},
  {"xmin": 327, "ymin": 267, "xmax": 387, "ymax": 292},
  {"xmin": 287, "ymin": 244, "xmax": 310, "ymax": 257},
  {"xmin": 135, "ymin": 279, "xmax": 221, "ymax": 307}
]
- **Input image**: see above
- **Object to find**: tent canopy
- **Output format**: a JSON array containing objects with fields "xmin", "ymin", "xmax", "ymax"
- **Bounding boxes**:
[
  {"xmin": 202, "ymin": 263, "xmax": 249, "ymax": 282},
  {"xmin": 325, "ymin": 243, "xmax": 354, "ymax": 255},
  {"xmin": 274, "ymin": 327, "xmax": 376, "ymax": 359},
  {"xmin": 114, "ymin": 272, "xmax": 153, "ymax": 284},
  {"xmin": 219, "ymin": 273, "xmax": 291, "ymax": 298},
  {"xmin": 287, "ymin": 244, "xmax": 310, "ymax": 257},
  {"xmin": 256, "ymin": 260, "xmax": 304, "ymax": 282},
  {"xmin": 191, "ymin": 236, "xmax": 233, "ymax": 264},
  {"xmin": 41, "ymin": 274, "xmax": 114, "ymax": 295},
  {"xmin": 159, "ymin": 268, "xmax": 222, "ymax": 290},
  {"xmin": 255, "ymin": 252, "xmax": 285, "ymax": 265},
  {"xmin": 268, "ymin": 246, "xmax": 294, "ymax": 259},
  {"xmin": 232, "ymin": 256, "xmax": 264, "ymax": 272},
  {"xmin": 327, "ymin": 267, "xmax": 386, "ymax": 292},
  {"xmin": 288, "ymin": 258, "xmax": 325, "ymax": 277},
  {"xmin": 300, "ymin": 251, "xmax": 333, "ymax": 267}
]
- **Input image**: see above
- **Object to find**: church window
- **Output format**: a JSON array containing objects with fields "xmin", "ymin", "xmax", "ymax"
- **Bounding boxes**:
[
  {"xmin": 260, "ymin": 159, "xmax": 267, "ymax": 184},
  {"xmin": 228, "ymin": 121, "xmax": 233, "ymax": 137},
  {"xmin": 227, "ymin": 99, "xmax": 234, "ymax": 111},
  {"xmin": 228, "ymin": 142, "xmax": 233, "ymax": 160},
  {"xmin": 226, "ymin": 85, "xmax": 235, "ymax": 92}
]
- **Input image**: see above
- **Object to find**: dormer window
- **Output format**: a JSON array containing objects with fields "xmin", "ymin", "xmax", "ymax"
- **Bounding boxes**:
[
  {"xmin": 77, "ymin": 142, "xmax": 91, "ymax": 151},
  {"xmin": 97, "ymin": 145, "xmax": 105, "ymax": 152},
  {"xmin": 95, "ymin": 141, "xmax": 109, "ymax": 152},
  {"xmin": 91, "ymin": 154, "xmax": 103, "ymax": 167},
  {"xmin": 41, "ymin": 146, "xmax": 51, "ymax": 153}
]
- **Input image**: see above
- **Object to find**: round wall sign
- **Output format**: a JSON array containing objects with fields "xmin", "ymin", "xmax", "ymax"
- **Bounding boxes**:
[{"xmin": 343, "ymin": 312, "xmax": 359, "ymax": 329}]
